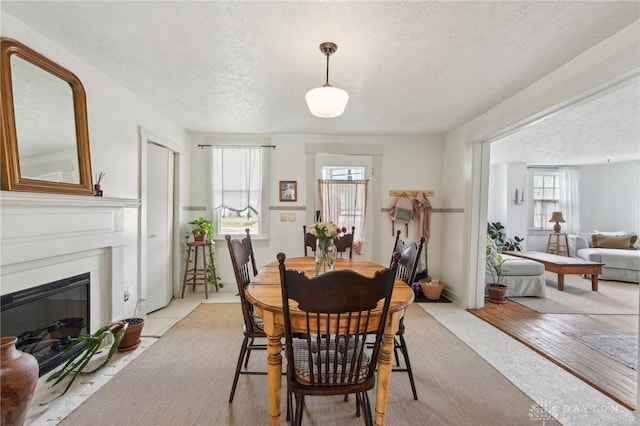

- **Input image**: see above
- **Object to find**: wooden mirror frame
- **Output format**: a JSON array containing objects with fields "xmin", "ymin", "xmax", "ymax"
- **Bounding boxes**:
[{"xmin": 1, "ymin": 38, "xmax": 93, "ymax": 195}]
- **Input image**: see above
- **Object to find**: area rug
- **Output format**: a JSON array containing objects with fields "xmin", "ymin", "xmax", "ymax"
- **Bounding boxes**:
[
  {"xmin": 563, "ymin": 332, "xmax": 638, "ymax": 370},
  {"xmin": 511, "ymin": 273, "xmax": 639, "ymax": 314},
  {"xmin": 59, "ymin": 303, "xmax": 558, "ymax": 426}
]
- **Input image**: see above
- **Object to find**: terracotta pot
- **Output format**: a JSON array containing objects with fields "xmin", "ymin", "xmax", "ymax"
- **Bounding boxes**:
[
  {"xmin": 1, "ymin": 336, "xmax": 39, "ymax": 426},
  {"xmin": 487, "ymin": 284, "xmax": 508, "ymax": 304},
  {"xmin": 113, "ymin": 318, "xmax": 145, "ymax": 352},
  {"xmin": 193, "ymin": 231, "xmax": 207, "ymax": 242}
]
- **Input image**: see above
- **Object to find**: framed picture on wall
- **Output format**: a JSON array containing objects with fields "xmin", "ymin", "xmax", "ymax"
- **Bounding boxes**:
[{"xmin": 279, "ymin": 181, "xmax": 297, "ymax": 202}]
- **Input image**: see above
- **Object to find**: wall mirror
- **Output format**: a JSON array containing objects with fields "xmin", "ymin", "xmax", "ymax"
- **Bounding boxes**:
[{"xmin": 1, "ymin": 38, "xmax": 93, "ymax": 195}]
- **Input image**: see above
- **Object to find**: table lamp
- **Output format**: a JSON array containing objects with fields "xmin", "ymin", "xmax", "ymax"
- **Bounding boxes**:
[{"xmin": 549, "ymin": 211, "xmax": 565, "ymax": 233}]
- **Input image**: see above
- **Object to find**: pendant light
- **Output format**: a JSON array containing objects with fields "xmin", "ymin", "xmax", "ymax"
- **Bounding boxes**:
[{"xmin": 305, "ymin": 42, "xmax": 349, "ymax": 118}]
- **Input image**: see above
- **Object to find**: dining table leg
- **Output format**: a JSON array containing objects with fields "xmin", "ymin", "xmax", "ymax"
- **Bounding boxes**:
[
  {"xmin": 262, "ymin": 310, "xmax": 283, "ymax": 426},
  {"xmin": 374, "ymin": 310, "xmax": 403, "ymax": 426}
]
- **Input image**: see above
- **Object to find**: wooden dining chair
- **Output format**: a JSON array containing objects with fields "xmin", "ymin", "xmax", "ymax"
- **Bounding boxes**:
[
  {"xmin": 302, "ymin": 225, "xmax": 317, "ymax": 256},
  {"xmin": 277, "ymin": 252, "xmax": 399, "ymax": 426},
  {"xmin": 243, "ymin": 228, "xmax": 258, "ymax": 277},
  {"xmin": 225, "ymin": 231, "xmax": 266, "ymax": 403},
  {"xmin": 388, "ymin": 231, "xmax": 425, "ymax": 400},
  {"xmin": 334, "ymin": 226, "xmax": 356, "ymax": 259}
]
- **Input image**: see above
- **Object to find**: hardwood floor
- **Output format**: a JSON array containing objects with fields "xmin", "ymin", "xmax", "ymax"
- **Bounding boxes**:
[{"xmin": 468, "ymin": 300, "xmax": 638, "ymax": 410}]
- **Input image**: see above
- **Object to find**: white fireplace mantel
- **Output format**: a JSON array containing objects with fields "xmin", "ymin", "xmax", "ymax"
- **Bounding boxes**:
[{"xmin": 0, "ymin": 191, "xmax": 140, "ymax": 329}]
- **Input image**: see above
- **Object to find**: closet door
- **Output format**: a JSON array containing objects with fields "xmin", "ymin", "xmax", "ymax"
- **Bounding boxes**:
[{"xmin": 146, "ymin": 142, "xmax": 174, "ymax": 312}]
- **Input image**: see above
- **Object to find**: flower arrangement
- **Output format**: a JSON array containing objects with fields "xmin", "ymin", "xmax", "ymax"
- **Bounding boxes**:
[
  {"xmin": 308, "ymin": 222, "xmax": 346, "ymax": 275},
  {"xmin": 307, "ymin": 221, "xmax": 342, "ymax": 241}
]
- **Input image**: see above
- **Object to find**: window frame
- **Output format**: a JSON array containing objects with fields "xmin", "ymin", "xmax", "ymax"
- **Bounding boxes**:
[
  {"xmin": 210, "ymin": 145, "xmax": 270, "ymax": 240},
  {"xmin": 528, "ymin": 167, "xmax": 560, "ymax": 231}
]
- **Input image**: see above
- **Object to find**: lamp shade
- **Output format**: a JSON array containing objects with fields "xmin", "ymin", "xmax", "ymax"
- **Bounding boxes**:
[
  {"xmin": 548, "ymin": 211, "xmax": 565, "ymax": 223},
  {"xmin": 305, "ymin": 86, "xmax": 349, "ymax": 118}
]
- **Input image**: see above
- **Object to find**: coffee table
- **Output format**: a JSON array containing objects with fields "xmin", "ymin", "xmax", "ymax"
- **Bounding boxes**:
[{"xmin": 503, "ymin": 251, "xmax": 603, "ymax": 291}]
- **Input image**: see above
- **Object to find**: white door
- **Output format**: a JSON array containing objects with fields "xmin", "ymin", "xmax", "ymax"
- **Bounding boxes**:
[
  {"xmin": 315, "ymin": 154, "xmax": 373, "ymax": 260},
  {"xmin": 146, "ymin": 142, "xmax": 174, "ymax": 312}
]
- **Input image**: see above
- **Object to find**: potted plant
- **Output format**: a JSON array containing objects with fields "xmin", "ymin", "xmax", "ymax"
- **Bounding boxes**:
[
  {"xmin": 44, "ymin": 317, "xmax": 144, "ymax": 401},
  {"xmin": 189, "ymin": 216, "xmax": 215, "ymax": 242},
  {"xmin": 486, "ymin": 236, "xmax": 509, "ymax": 304},
  {"xmin": 182, "ymin": 222, "xmax": 224, "ymax": 289},
  {"xmin": 487, "ymin": 221, "xmax": 525, "ymax": 252}
]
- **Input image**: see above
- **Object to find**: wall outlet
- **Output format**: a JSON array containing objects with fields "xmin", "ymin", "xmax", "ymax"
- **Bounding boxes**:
[
  {"xmin": 289, "ymin": 213, "xmax": 296, "ymax": 222},
  {"xmin": 124, "ymin": 286, "xmax": 130, "ymax": 302},
  {"xmin": 280, "ymin": 213, "xmax": 288, "ymax": 222}
]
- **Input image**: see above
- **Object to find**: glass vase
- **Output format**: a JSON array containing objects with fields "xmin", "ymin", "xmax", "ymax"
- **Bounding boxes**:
[{"xmin": 314, "ymin": 238, "xmax": 336, "ymax": 276}]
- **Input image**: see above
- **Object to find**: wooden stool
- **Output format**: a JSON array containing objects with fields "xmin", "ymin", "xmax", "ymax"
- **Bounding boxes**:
[
  {"xmin": 546, "ymin": 233, "xmax": 569, "ymax": 256},
  {"xmin": 181, "ymin": 241, "xmax": 219, "ymax": 298}
]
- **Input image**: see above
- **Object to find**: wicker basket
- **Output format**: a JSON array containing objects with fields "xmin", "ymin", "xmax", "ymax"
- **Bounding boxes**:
[{"xmin": 419, "ymin": 279, "xmax": 444, "ymax": 300}]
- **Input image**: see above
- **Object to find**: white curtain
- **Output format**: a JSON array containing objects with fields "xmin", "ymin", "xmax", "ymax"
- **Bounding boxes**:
[
  {"xmin": 533, "ymin": 200, "xmax": 558, "ymax": 230},
  {"xmin": 211, "ymin": 147, "xmax": 263, "ymax": 217},
  {"xmin": 318, "ymin": 179, "xmax": 368, "ymax": 251},
  {"xmin": 559, "ymin": 167, "xmax": 580, "ymax": 234}
]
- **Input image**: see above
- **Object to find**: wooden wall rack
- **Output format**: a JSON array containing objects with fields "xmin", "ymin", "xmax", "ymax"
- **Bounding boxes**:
[{"xmin": 388, "ymin": 190, "xmax": 435, "ymax": 197}]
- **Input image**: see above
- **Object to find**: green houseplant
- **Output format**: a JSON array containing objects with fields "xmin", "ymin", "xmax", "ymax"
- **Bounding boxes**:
[
  {"xmin": 189, "ymin": 216, "xmax": 215, "ymax": 242},
  {"xmin": 184, "ymin": 218, "xmax": 223, "ymax": 289},
  {"xmin": 44, "ymin": 314, "xmax": 145, "ymax": 402},
  {"xmin": 487, "ymin": 221, "xmax": 524, "ymax": 252},
  {"xmin": 486, "ymin": 236, "xmax": 509, "ymax": 304}
]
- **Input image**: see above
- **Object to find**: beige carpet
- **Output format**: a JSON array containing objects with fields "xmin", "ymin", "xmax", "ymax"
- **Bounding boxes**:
[
  {"xmin": 511, "ymin": 272, "xmax": 639, "ymax": 314},
  {"xmin": 60, "ymin": 303, "xmax": 559, "ymax": 426}
]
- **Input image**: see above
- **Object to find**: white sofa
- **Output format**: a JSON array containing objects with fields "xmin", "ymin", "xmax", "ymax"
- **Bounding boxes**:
[
  {"xmin": 486, "ymin": 254, "xmax": 546, "ymax": 297},
  {"xmin": 568, "ymin": 233, "xmax": 640, "ymax": 283}
]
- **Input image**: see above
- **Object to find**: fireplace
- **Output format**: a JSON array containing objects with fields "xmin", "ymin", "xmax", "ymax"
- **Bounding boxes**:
[{"xmin": 1, "ymin": 273, "xmax": 90, "ymax": 376}]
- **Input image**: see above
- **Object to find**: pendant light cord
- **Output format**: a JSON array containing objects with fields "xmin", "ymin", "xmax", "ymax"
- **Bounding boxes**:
[{"xmin": 324, "ymin": 52, "xmax": 330, "ymax": 87}]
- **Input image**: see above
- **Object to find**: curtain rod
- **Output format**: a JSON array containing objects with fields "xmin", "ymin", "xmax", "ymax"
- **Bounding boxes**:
[
  {"xmin": 527, "ymin": 165, "xmax": 577, "ymax": 169},
  {"xmin": 197, "ymin": 144, "xmax": 276, "ymax": 149}
]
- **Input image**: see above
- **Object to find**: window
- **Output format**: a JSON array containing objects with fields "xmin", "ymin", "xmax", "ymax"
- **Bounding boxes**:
[
  {"xmin": 531, "ymin": 169, "xmax": 559, "ymax": 230},
  {"xmin": 211, "ymin": 146, "xmax": 269, "ymax": 237},
  {"xmin": 322, "ymin": 167, "xmax": 365, "ymax": 181},
  {"xmin": 318, "ymin": 166, "xmax": 368, "ymax": 249}
]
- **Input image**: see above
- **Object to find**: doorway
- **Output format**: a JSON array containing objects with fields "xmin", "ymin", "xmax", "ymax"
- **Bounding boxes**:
[
  {"xmin": 140, "ymin": 126, "xmax": 180, "ymax": 314},
  {"xmin": 314, "ymin": 154, "xmax": 373, "ymax": 260}
]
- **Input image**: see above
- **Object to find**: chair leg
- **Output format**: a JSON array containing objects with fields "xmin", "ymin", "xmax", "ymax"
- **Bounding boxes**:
[
  {"xmin": 362, "ymin": 391, "xmax": 373, "ymax": 426},
  {"xmin": 355, "ymin": 393, "xmax": 361, "ymax": 418},
  {"xmin": 393, "ymin": 337, "xmax": 401, "ymax": 367},
  {"xmin": 229, "ymin": 335, "xmax": 249, "ymax": 403},
  {"xmin": 244, "ymin": 337, "xmax": 255, "ymax": 368},
  {"xmin": 286, "ymin": 391, "xmax": 293, "ymax": 421},
  {"xmin": 294, "ymin": 394, "xmax": 304, "ymax": 426},
  {"xmin": 398, "ymin": 334, "xmax": 419, "ymax": 400}
]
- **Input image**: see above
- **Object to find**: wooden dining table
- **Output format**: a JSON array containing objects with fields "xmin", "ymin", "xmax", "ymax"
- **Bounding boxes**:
[{"xmin": 244, "ymin": 256, "xmax": 414, "ymax": 426}]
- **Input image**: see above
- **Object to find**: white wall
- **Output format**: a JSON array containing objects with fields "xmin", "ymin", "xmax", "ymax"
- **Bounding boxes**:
[
  {"xmin": 1, "ymin": 13, "xmax": 189, "ymax": 320},
  {"xmin": 188, "ymin": 133, "xmax": 444, "ymax": 289},
  {"xmin": 441, "ymin": 21, "xmax": 640, "ymax": 308},
  {"xmin": 488, "ymin": 163, "xmax": 529, "ymax": 248},
  {"xmin": 579, "ymin": 160, "xmax": 640, "ymax": 233}
]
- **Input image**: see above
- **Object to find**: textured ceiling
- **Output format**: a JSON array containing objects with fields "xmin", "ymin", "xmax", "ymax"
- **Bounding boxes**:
[
  {"xmin": 1, "ymin": 1, "xmax": 639, "ymax": 165},
  {"xmin": 491, "ymin": 78, "xmax": 640, "ymax": 166}
]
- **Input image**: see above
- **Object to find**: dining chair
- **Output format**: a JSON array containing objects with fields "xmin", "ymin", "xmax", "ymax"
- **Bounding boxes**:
[
  {"xmin": 277, "ymin": 252, "xmax": 400, "ymax": 426},
  {"xmin": 225, "ymin": 231, "xmax": 266, "ymax": 403},
  {"xmin": 334, "ymin": 225, "xmax": 356, "ymax": 259},
  {"xmin": 243, "ymin": 228, "xmax": 258, "ymax": 277},
  {"xmin": 302, "ymin": 225, "xmax": 317, "ymax": 256},
  {"xmin": 388, "ymin": 230, "xmax": 425, "ymax": 400}
]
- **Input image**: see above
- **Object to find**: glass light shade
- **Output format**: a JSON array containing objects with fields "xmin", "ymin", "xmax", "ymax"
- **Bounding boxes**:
[{"xmin": 305, "ymin": 86, "xmax": 349, "ymax": 118}]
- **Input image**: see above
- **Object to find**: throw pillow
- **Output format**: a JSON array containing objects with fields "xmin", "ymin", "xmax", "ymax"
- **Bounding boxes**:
[
  {"xmin": 578, "ymin": 232, "xmax": 595, "ymax": 247},
  {"xmin": 593, "ymin": 229, "xmax": 626, "ymax": 236},
  {"xmin": 592, "ymin": 234, "xmax": 637, "ymax": 249}
]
